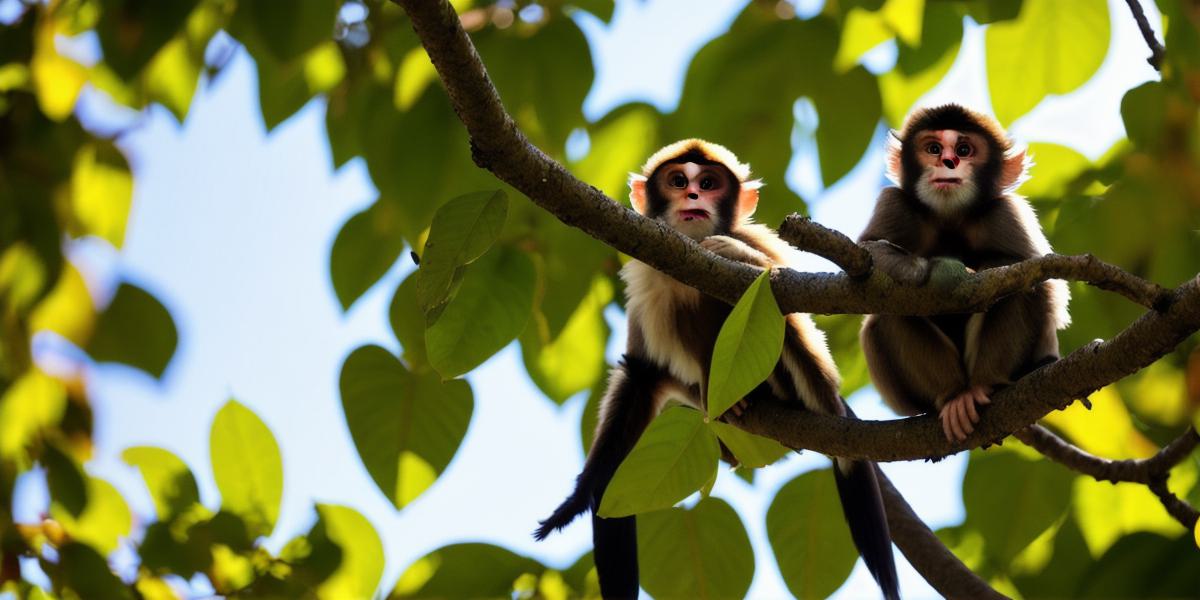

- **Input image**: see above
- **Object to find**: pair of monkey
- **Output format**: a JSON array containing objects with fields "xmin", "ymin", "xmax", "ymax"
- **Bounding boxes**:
[{"xmin": 535, "ymin": 104, "xmax": 1070, "ymax": 599}]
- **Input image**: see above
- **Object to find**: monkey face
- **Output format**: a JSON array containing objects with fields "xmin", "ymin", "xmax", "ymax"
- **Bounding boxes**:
[
  {"xmin": 912, "ymin": 129, "xmax": 989, "ymax": 213},
  {"xmin": 651, "ymin": 162, "xmax": 737, "ymax": 239}
]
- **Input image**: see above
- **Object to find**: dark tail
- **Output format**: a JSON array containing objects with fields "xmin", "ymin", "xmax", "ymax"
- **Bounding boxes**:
[
  {"xmin": 534, "ymin": 356, "xmax": 664, "ymax": 599},
  {"xmin": 834, "ymin": 457, "xmax": 900, "ymax": 600}
]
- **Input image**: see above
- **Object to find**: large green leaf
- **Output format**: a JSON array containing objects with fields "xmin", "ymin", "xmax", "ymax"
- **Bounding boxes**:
[
  {"xmin": 315, "ymin": 504, "xmax": 385, "ymax": 599},
  {"xmin": 707, "ymin": 271, "xmax": 784, "ymax": 420},
  {"xmin": 879, "ymin": 2, "xmax": 962, "ymax": 125},
  {"xmin": 425, "ymin": 246, "xmax": 535, "ymax": 379},
  {"xmin": 985, "ymin": 0, "xmax": 1110, "ymax": 125},
  {"xmin": 1020, "ymin": 142, "xmax": 1092, "ymax": 199},
  {"xmin": 962, "ymin": 449, "xmax": 1073, "ymax": 566},
  {"xmin": 1076, "ymin": 532, "xmax": 1200, "ymax": 597},
  {"xmin": 521, "ymin": 275, "xmax": 611, "ymax": 404},
  {"xmin": 87, "ymin": 282, "xmax": 178, "ymax": 379},
  {"xmin": 339, "ymin": 345, "xmax": 473, "ymax": 509},
  {"xmin": 96, "ymin": 0, "xmax": 199, "ymax": 81},
  {"xmin": 708, "ymin": 420, "xmax": 790, "ymax": 468},
  {"xmin": 0, "ymin": 369, "xmax": 67, "ymax": 460},
  {"xmin": 253, "ymin": 41, "xmax": 345, "ymax": 131},
  {"xmin": 416, "ymin": 190, "xmax": 508, "ymax": 315},
  {"xmin": 330, "ymin": 199, "xmax": 408, "ymax": 311},
  {"xmin": 44, "ymin": 443, "xmax": 88, "ymax": 518},
  {"xmin": 598, "ymin": 406, "xmax": 719, "ymax": 518},
  {"xmin": 812, "ymin": 66, "xmax": 884, "ymax": 196},
  {"xmin": 1011, "ymin": 516, "xmax": 1095, "ymax": 598},
  {"xmin": 210, "ymin": 399, "xmax": 283, "ymax": 537},
  {"xmin": 69, "ymin": 141, "xmax": 132, "ymax": 248},
  {"xmin": 122, "ymin": 446, "xmax": 201, "ymax": 521},
  {"xmin": 231, "ymin": 0, "xmax": 338, "ymax": 65},
  {"xmin": 571, "ymin": 103, "xmax": 662, "ymax": 200},
  {"xmin": 392, "ymin": 543, "xmax": 544, "ymax": 598},
  {"xmin": 56, "ymin": 543, "xmax": 134, "ymax": 600},
  {"xmin": 638, "ymin": 497, "xmax": 754, "ymax": 600},
  {"xmin": 388, "ymin": 272, "xmax": 429, "ymax": 370},
  {"xmin": 50, "ymin": 476, "xmax": 132, "ymax": 555},
  {"xmin": 766, "ymin": 468, "xmax": 859, "ymax": 599}
]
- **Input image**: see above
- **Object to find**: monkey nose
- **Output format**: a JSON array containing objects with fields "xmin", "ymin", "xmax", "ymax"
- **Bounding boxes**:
[
  {"xmin": 687, "ymin": 192, "xmax": 699, "ymax": 200},
  {"xmin": 942, "ymin": 157, "xmax": 958, "ymax": 169}
]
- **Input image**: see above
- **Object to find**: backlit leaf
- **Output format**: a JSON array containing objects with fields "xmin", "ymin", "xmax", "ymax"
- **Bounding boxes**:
[
  {"xmin": 521, "ymin": 276, "xmax": 611, "ymax": 404},
  {"xmin": 330, "ymin": 199, "xmax": 408, "ymax": 311},
  {"xmin": 315, "ymin": 504, "xmax": 384, "ymax": 599},
  {"xmin": 393, "ymin": 543, "xmax": 545, "ymax": 598},
  {"xmin": 70, "ymin": 141, "xmax": 133, "ymax": 248},
  {"xmin": 122, "ymin": 446, "xmax": 201, "ymax": 521},
  {"xmin": 598, "ymin": 406, "xmax": 719, "ymax": 518},
  {"xmin": 766, "ymin": 468, "xmax": 859, "ymax": 599},
  {"xmin": 707, "ymin": 271, "xmax": 784, "ymax": 420},
  {"xmin": 96, "ymin": 0, "xmax": 199, "ymax": 80},
  {"xmin": 0, "ymin": 370, "xmax": 67, "ymax": 460},
  {"xmin": 416, "ymin": 190, "xmax": 508, "ymax": 314},
  {"xmin": 638, "ymin": 497, "xmax": 754, "ymax": 600},
  {"xmin": 87, "ymin": 282, "xmax": 177, "ymax": 379},
  {"xmin": 963, "ymin": 449, "xmax": 1073, "ymax": 566},
  {"xmin": 708, "ymin": 420, "xmax": 790, "ymax": 468},
  {"xmin": 210, "ymin": 399, "xmax": 282, "ymax": 537},
  {"xmin": 50, "ymin": 476, "xmax": 132, "ymax": 554}
]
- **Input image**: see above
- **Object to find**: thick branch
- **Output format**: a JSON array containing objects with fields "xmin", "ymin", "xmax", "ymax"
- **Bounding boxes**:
[
  {"xmin": 1014, "ymin": 425, "xmax": 1199, "ymax": 484},
  {"xmin": 877, "ymin": 469, "xmax": 1007, "ymax": 599},
  {"xmin": 779, "ymin": 216, "xmax": 872, "ymax": 278},
  {"xmin": 1123, "ymin": 0, "xmax": 1165, "ymax": 70}
]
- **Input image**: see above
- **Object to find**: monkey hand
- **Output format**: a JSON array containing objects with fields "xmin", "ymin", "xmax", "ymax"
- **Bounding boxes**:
[
  {"xmin": 862, "ymin": 240, "xmax": 930, "ymax": 285},
  {"xmin": 701, "ymin": 235, "xmax": 772, "ymax": 267},
  {"xmin": 938, "ymin": 385, "xmax": 992, "ymax": 442},
  {"xmin": 927, "ymin": 257, "xmax": 971, "ymax": 290}
]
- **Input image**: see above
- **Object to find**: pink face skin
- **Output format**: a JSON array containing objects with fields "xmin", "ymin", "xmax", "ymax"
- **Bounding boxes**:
[
  {"xmin": 656, "ymin": 162, "xmax": 732, "ymax": 238},
  {"xmin": 913, "ymin": 130, "xmax": 989, "ymax": 212}
]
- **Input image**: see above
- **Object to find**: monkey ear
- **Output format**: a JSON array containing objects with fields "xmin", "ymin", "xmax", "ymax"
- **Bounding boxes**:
[
  {"xmin": 885, "ymin": 132, "xmax": 903, "ymax": 185},
  {"xmin": 628, "ymin": 173, "xmax": 648, "ymax": 214},
  {"xmin": 737, "ymin": 179, "xmax": 762, "ymax": 220},
  {"xmin": 1000, "ymin": 146, "xmax": 1032, "ymax": 192}
]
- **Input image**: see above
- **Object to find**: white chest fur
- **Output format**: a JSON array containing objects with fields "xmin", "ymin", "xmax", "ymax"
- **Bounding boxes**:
[{"xmin": 621, "ymin": 260, "xmax": 704, "ymax": 385}]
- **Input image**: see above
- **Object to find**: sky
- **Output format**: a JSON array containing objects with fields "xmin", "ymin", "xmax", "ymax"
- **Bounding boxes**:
[{"xmin": 10, "ymin": 0, "xmax": 1162, "ymax": 598}]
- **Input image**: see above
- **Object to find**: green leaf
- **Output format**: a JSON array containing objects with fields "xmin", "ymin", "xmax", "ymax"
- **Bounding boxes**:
[
  {"xmin": 813, "ymin": 314, "xmax": 871, "ymax": 397},
  {"xmin": 1119, "ymin": 82, "xmax": 1168, "ymax": 151},
  {"xmin": 50, "ymin": 476, "xmax": 132, "ymax": 555},
  {"xmin": 1077, "ymin": 532, "xmax": 1200, "ymax": 597},
  {"xmin": 964, "ymin": 0, "xmax": 1024, "ymax": 24},
  {"xmin": 232, "ymin": 0, "xmax": 338, "ymax": 65},
  {"xmin": 56, "ymin": 543, "xmax": 134, "ymax": 600},
  {"xmin": 0, "ymin": 369, "xmax": 67, "ymax": 460},
  {"xmin": 330, "ymin": 199, "xmax": 408, "ymax": 311},
  {"xmin": 44, "ymin": 443, "xmax": 88, "ymax": 518},
  {"xmin": 598, "ymin": 406, "xmax": 720, "ymax": 518},
  {"xmin": 1011, "ymin": 516, "xmax": 1094, "ymax": 598},
  {"xmin": 315, "ymin": 504, "xmax": 385, "ymax": 599},
  {"xmin": 340, "ymin": 345, "xmax": 473, "ymax": 509},
  {"xmin": 254, "ymin": 41, "xmax": 345, "ymax": 131},
  {"xmin": 87, "ymin": 282, "xmax": 178, "ymax": 379},
  {"xmin": 568, "ymin": 0, "xmax": 614, "ymax": 22},
  {"xmin": 122, "ymin": 446, "xmax": 201, "ymax": 521},
  {"xmin": 426, "ymin": 246, "xmax": 535, "ymax": 379},
  {"xmin": 571, "ymin": 103, "xmax": 662, "ymax": 200},
  {"xmin": 416, "ymin": 190, "xmax": 508, "ymax": 314},
  {"xmin": 708, "ymin": 420, "xmax": 790, "ymax": 468},
  {"xmin": 521, "ymin": 275, "xmax": 611, "ymax": 404},
  {"xmin": 1020, "ymin": 142, "xmax": 1091, "ymax": 198},
  {"xmin": 638, "ymin": 497, "xmax": 754, "ymax": 600},
  {"xmin": 766, "ymin": 468, "xmax": 859, "ymax": 599},
  {"xmin": 985, "ymin": 0, "xmax": 1110, "ymax": 126},
  {"xmin": 210, "ymin": 399, "xmax": 283, "ymax": 537},
  {"xmin": 963, "ymin": 449, "xmax": 1073, "ymax": 566},
  {"xmin": 393, "ymin": 543, "xmax": 544, "ymax": 598},
  {"xmin": 813, "ymin": 66, "xmax": 883, "ymax": 186},
  {"xmin": 707, "ymin": 271, "xmax": 784, "ymax": 420},
  {"xmin": 70, "ymin": 141, "xmax": 132, "ymax": 248},
  {"xmin": 388, "ymin": 272, "xmax": 429, "ymax": 370},
  {"xmin": 96, "ymin": 0, "xmax": 199, "ymax": 81},
  {"xmin": 879, "ymin": 2, "xmax": 962, "ymax": 125}
]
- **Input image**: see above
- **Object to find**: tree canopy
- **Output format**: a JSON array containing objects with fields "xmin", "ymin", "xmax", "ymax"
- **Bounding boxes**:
[{"xmin": 1, "ymin": 0, "xmax": 1198, "ymax": 598}]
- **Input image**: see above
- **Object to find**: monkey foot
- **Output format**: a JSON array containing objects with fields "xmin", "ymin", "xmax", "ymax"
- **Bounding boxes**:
[{"xmin": 938, "ymin": 386, "xmax": 991, "ymax": 442}]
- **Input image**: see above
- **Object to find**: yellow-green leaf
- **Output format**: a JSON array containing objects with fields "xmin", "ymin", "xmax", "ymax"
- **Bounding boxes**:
[
  {"xmin": 315, "ymin": 504, "xmax": 384, "ymax": 599},
  {"xmin": 210, "ymin": 399, "xmax": 282, "ymax": 537},
  {"xmin": 707, "ymin": 271, "xmax": 784, "ymax": 420},
  {"xmin": 638, "ymin": 497, "xmax": 754, "ymax": 600},
  {"xmin": 50, "ymin": 476, "xmax": 132, "ymax": 554},
  {"xmin": 70, "ymin": 141, "xmax": 134, "ymax": 248},
  {"xmin": 767, "ymin": 469, "xmax": 859, "ymax": 599}
]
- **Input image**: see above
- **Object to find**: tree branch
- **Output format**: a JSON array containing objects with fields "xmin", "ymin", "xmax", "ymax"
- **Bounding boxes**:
[
  {"xmin": 1147, "ymin": 478, "xmax": 1200, "ymax": 529},
  {"xmin": 877, "ymin": 469, "xmax": 1008, "ymax": 600},
  {"xmin": 1123, "ymin": 0, "xmax": 1166, "ymax": 71},
  {"xmin": 1014, "ymin": 425, "xmax": 1199, "ymax": 485}
]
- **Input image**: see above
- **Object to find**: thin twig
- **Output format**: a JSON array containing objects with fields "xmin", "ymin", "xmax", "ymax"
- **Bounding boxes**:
[
  {"xmin": 1013, "ymin": 425, "xmax": 1199, "ymax": 484},
  {"xmin": 1123, "ymin": 0, "xmax": 1166, "ymax": 70},
  {"xmin": 1147, "ymin": 478, "xmax": 1200, "ymax": 529}
]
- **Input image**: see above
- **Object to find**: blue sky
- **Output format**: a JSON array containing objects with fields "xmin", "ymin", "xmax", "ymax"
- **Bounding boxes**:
[{"xmin": 12, "ymin": 0, "xmax": 1161, "ymax": 597}]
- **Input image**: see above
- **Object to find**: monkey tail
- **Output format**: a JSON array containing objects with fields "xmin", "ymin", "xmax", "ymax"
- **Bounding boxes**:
[
  {"xmin": 534, "ymin": 356, "xmax": 664, "ymax": 599},
  {"xmin": 833, "ymin": 457, "xmax": 900, "ymax": 600}
]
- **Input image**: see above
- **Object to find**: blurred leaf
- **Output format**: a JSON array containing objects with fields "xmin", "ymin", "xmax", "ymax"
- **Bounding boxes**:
[
  {"xmin": 392, "ymin": 543, "xmax": 544, "ymax": 598},
  {"xmin": 1041, "ymin": 386, "xmax": 1157, "ymax": 460},
  {"xmin": 255, "ymin": 41, "xmax": 346, "ymax": 131},
  {"xmin": 330, "ymin": 199, "xmax": 408, "ymax": 311},
  {"xmin": 0, "ymin": 369, "xmax": 67, "ymax": 459},
  {"xmin": 963, "ymin": 449, "xmax": 1073, "ymax": 566},
  {"xmin": 50, "ymin": 476, "xmax": 132, "ymax": 554},
  {"xmin": 55, "ymin": 542, "xmax": 134, "ymax": 600},
  {"xmin": 879, "ymin": 1, "xmax": 963, "ymax": 120},
  {"xmin": 210, "ymin": 399, "xmax": 282, "ymax": 537},
  {"xmin": 87, "ymin": 282, "xmax": 177, "ymax": 378},
  {"xmin": 580, "ymin": 374, "xmax": 604, "ymax": 455},
  {"xmin": 567, "ymin": 0, "xmax": 614, "ymax": 22},
  {"xmin": 766, "ymin": 468, "xmax": 859, "ymax": 599},
  {"xmin": 1020, "ymin": 142, "xmax": 1091, "ymax": 198},
  {"xmin": 43, "ymin": 443, "xmax": 88, "ymax": 518},
  {"xmin": 388, "ymin": 271, "xmax": 428, "ymax": 369},
  {"xmin": 638, "ymin": 497, "xmax": 754, "ymax": 600},
  {"xmin": 707, "ymin": 271, "xmax": 784, "ymax": 420},
  {"xmin": 70, "ymin": 141, "xmax": 133, "ymax": 248},
  {"xmin": 416, "ymin": 190, "xmax": 508, "ymax": 314},
  {"xmin": 1120, "ymin": 359, "xmax": 1191, "ymax": 428},
  {"xmin": 1076, "ymin": 532, "xmax": 1200, "ymax": 597},
  {"xmin": 521, "ymin": 275, "xmax": 611, "ymax": 404},
  {"xmin": 813, "ymin": 314, "xmax": 870, "ymax": 396},
  {"xmin": 1011, "ymin": 516, "xmax": 1094, "ymax": 598},
  {"xmin": 96, "ymin": 0, "xmax": 199, "ymax": 80},
  {"xmin": 985, "ymin": 0, "xmax": 1110, "ymax": 125},
  {"xmin": 29, "ymin": 263, "xmax": 94, "ymax": 347},
  {"xmin": 235, "ymin": 0, "xmax": 337, "ymax": 64},
  {"xmin": 598, "ymin": 406, "xmax": 719, "ymax": 518},
  {"xmin": 571, "ymin": 104, "xmax": 661, "ymax": 200},
  {"xmin": 340, "ymin": 345, "xmax": 473, "ymax": 509},
  {"xmin": 835, "ymin": 0, "xmax": 924, "ymax": 71},
  {"xmin": 315, "ymin": 504, "xmax": 384, "ymax": 599},
  {"xmin": 31, "ymin": 11, "xmax": 86, "ymax": 121},
  {"xmin": 142, "ymin": 37, "xmax": 199, "ymax": 122},
  {"xmin": 122, "ymin": 446, "xmax": 201, "ymax": 521},
  {"xmin": 1072, "ymin": 476, "xmax": 1184, "ymax": 558},
  {"xmin": 0, "ymin": 242, "xmax": 51, "ymax": 317},
  {"xmin": 963, "ymin": 0, "xmax": 1024, "ymax": 23},
  {"xmin": 708, "ymin": 420, "xmax": 790, "ymax": 468},
  {"xmin": 1120, "ymin": 82, "xmax": 1167, "ymax": 151},
  {"xmin": 426, "ymin": 246, "xmax": 535, "ymax": 379}
]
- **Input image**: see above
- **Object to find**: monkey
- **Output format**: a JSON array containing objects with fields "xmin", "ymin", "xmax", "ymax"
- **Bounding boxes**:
[
  {"xmin": 858, "ymin": 103, "xmax": 1070, "ymax": 443},
  {"xmin": 534, "ymin": 139, "xmax": 900, "ymax": 600}
]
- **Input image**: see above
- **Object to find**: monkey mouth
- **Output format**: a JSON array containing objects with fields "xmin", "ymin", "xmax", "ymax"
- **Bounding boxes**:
[
  {"xmin": 930, "ymin": 177, "xmax": 963, "ymax": 188},
  {"xmin": 678, "ymin": 209, "xmax": 710, "ymax": 221}
]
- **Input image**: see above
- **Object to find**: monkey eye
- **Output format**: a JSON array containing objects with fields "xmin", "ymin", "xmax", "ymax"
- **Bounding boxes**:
[
  {"xmin": 955, "ymin": 143, "xmax": 973, "ymax": 157},
  {"xmin": 925, "ymin": 142, "xmax": 942, "ymax": 155},
  {"xmin": 670, "ymin": 174, "xmax": 687, "ymax": 188},
  {"xmin": 699, "ymin": 176, "xmax": 716, "ymax": 190}
]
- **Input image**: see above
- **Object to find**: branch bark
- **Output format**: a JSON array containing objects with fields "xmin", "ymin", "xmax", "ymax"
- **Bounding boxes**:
[{"xmin": 1123, "ymin": 0, "xmax": 1166, "ymax": 70}]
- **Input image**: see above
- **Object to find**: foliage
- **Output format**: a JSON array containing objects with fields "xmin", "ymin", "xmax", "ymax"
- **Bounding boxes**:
[{"xmin": 1, "ymin": 0, "xmax": 1198, "ymax": 598}]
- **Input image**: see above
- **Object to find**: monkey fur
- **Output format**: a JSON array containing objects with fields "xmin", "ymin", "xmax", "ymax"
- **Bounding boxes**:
[
  {"xmin": 536, "ymin": 139, "xmax": 900, "ymax": 600},
  {"xmin": 859, "ymin": 104, "xmax": 1070, "ymax": 443}
]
